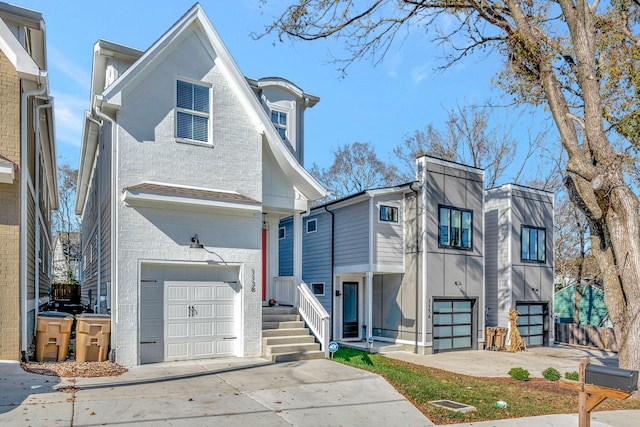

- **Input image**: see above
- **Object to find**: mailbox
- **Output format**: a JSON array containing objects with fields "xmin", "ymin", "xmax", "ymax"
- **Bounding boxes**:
[{"xmin": 585, "ymin": 364, "xmax": 638, "ymax": 392}]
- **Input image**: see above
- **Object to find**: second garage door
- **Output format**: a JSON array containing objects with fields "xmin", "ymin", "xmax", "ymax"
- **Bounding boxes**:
[{"xmin": 165, "ymin": 281, "xmax": 238, "ymax": 361}]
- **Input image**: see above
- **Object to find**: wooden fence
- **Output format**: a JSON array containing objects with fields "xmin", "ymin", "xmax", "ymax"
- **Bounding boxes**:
[{"xmin": 555, "ymin": 323, "xmax": 618, "ymax": 352}]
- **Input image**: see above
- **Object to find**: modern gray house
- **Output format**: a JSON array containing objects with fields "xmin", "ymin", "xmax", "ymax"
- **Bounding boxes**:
[
  {"xmin": 280, "ymin": 156, "xmax": 487, "ymax": 354},
  {"xmin": 485, "ymin": 184, "xmax": 555, "ymax": 347}
]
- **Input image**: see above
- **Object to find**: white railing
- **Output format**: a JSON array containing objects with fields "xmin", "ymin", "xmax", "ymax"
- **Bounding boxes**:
[
  {"xmin": 270, "ymin": 276, "xmax": 331, "ymax": 358},
  {"xmin": 272, "ymin": 277, "xmax": 297, "ymax": 306},
  {"xmin": 297, "ymin": 281, "xmax": 331, "ymax": 358}
]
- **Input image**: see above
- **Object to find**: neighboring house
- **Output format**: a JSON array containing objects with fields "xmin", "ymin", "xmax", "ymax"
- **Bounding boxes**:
[
  {"xmin": 52, "ymin": 232, "xmax": 81, "ymax": 283},
  {"xmin": 485, "ymin": 184, "xmax": 555, "ymax": 347},
  {"xmin": 554, "ymin": 282, "xmax": 610, "ymax": 327},
  {"xmin": 280, "ymin": 156, "xmax": 487, "ymax": 354},
  {"xmin": 0, "ymin": 2, "xmax": 58, "ymax": 361},
  {"xmin": 74, "ymin": 4, "xmax": 325, "ymax": 366}
]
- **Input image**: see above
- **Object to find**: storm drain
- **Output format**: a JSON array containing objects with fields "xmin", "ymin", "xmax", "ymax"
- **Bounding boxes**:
[{"xmin": 429, "ymin": 400, "xmax": 476, "ymax": 413}]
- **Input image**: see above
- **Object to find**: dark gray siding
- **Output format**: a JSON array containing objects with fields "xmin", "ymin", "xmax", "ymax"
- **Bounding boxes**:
[
  {"xmin": 302, "ymin": 210, "xmax": 333, "ymax": 312},
  {"xmin": 278, "ymin": 216, "xmax": 293, "ymax": 276},
  {"xmin": 334, "ymin": 201, "xmax": 369, "ymax": 268}
]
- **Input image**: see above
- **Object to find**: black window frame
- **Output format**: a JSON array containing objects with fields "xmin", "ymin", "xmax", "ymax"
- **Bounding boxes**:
[
  {"xmin": 438, "ymin": 205, "xmax": 473, "ymax": 250},
  {"xmin": 311, "ymin": 283, "xmax": 325, "ymax": 296},
  {"xmin": 379, "ymin": 205, "xmax": 399, "ymax": 223},
  {"xmin": 278, "ymin": 227, "xmax": 286, "ymax": 240},
  {"xmin": 521, "ymin": 225, "xmax": 546, "ymax": 262}
]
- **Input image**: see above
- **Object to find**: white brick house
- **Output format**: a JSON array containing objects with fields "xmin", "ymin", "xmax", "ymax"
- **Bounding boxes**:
[{"xmin": 75, "ymin": 4, "xmax": 325, "ymax": 366}]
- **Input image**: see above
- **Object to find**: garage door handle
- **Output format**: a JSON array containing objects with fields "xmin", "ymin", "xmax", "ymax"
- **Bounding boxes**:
[
  {"xmin": 140, "ymin": 341, "xmax": 157, "ymax": 344},
  {"xmin": 223, "ymin": 337, "xmax": 236, "ymax": 340}
]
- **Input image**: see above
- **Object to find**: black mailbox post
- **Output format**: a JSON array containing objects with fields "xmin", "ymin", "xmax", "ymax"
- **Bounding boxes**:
[{"xmin": 585, "ymin": 364, "xmax": 639, "ymax": 393}]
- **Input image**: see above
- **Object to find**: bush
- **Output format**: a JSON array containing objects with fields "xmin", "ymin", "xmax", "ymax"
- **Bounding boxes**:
[
  {"xmin": 508, "ymin": 367, "xmax": 530, "ymax": 381},
  {"xmin": 565, "ymin": 371, "xmax": 579, "ymax": 381},
  {"xmin": 542, "ymin": 367, "xmax": 561, "ymax": 381}
]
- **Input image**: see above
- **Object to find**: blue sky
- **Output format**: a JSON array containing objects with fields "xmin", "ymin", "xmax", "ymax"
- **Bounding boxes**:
[{"xmin": 15, "ymin": 0, "xmax": 548, "ymax": 181}]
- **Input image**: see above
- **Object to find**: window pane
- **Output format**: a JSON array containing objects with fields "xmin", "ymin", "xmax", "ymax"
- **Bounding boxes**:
[
  {"xmin": 433, "ymin": 301, "xmax": 452, "ymax": 313},
  {"xmin": 176, "ymin": 111, "xmax": 191, "ymax": 139},
  {"xmin": 461, "ymin": 211, "xmax": 472, "ymax": 248},
  {"xmin": 453, "ymin": 336, "xmax": 471, "ymax": 348},
  {"xmin": 521, "ymin": 228, "xmax": 530, "ymax": 260},
  {"xmin": 271, "ymin": 110, "xmax": 278, "ymax": 123},
  {"xmin": 530, "ymin": 304, "xmax": 543, "ymax": 315},
  {"xmin": 193, "ymin": 84, "xmax": 209, "ymax": 113},
  {"xmin": 453, "ymin": 325, "xmax": 471, "ymax": 336},
  {"xmin": 192, "ymin": 115, "xmax": 208, "ymax": 142},
  {"xmin": 177, "ymin": 80, "xmax": 192, "ymax": 109},
  {"xmin": 453, "ymin": 300, "xmax": 471, "ymax": 311},
  {"xmin": 434, "ymin": 338, "xmax": 452, "ymax": 350},
  {"xmin": 451, "ymin": 210, "xmax": 461, "ymax": 246},
  {"xmin": 453, "ymin": 313, "xmax": 471, "ymax": 324},
  {"xmin": 530, "ymin": 229, "xmax": 538, "ymax": 260},
  {"xmin": 434, "ymin": 314, "xmax": 452, "ymax": 324},
  {"xmin": 538, "ymin": 231, "xmax": 545, "ymax": 261},
  {"xmin": 439, "ymin": 208, "xmax": 450, "ymax": 246},
  {"xmin": 279, "ymin": 112, "xmax": 286, "ymax": 125},
  {"xmin": 530, "ymin": 325, "xmax": 543, "ymax": 335},
  {"xmin": 434, "ymin": 326, "xmax": 452, "ymax": 337},
  {"xmin": 529, "ymin": 336, "xmax": 544, "ymax": 346},
  {"xmin": 277, "ymin": 127, "xmax": 286, "ymax": 140}
]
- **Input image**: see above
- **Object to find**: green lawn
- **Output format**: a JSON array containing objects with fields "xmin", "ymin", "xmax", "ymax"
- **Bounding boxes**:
[{"xmin": 332, "ymin": 348, "xmax": 640, "ymax": 424}]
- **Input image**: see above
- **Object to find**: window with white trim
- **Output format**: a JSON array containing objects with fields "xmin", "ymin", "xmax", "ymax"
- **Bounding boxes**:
[
  {"xmin": 306, "ymin": 218, "xmax": 317, "ymax": 233},
  {"xmin": 176, "ymin": 79, "xmax": 210, "ymax": 143},
  {"xmin": 271, "ymin": 110, "xmax": 287, "ymax": 140},
  {"xmin": 379, "ymin": 205, "xmax": 398, "ymax": 222},
  {"xmin": 311, "ymin": 283, "xmax": 324, "ymax": 296},
  {"xmin": 521, "ymin": 226, "xmax": 546, "ymax": 262},
  {"xmin": 278, "ymin": 227, "xmax": 285, "ymax": 240}
]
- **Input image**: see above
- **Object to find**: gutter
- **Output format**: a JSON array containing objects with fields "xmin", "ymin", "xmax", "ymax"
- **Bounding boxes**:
[
  {"xmin": 323, "ymin": 205, "xmax": 335, "ymax": 339},
  {"xmin": 410, "ymin": 181, "xmax": 421, "ymax": 353},
  {"xmin": 86, "ymin": 115, "xmax": 102, "ymax": 313},
  {"xmin": 20, "ymin": 70, "xmax": 48, "ymax": 361}
]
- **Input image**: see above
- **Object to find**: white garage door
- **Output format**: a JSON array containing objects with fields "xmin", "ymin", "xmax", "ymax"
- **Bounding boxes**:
[{"xmin": 165, "ymin": 281, "xmax": 238, "ymax": 361}]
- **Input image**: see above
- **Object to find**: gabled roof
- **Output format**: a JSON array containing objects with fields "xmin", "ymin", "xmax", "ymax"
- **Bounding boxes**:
[
  {"xmin": 92, "ymin": 3, "xmax": 325, "ymax": 201},
  {"xmin": 0, "ymin": 4, "xmax": 41, "ymax": 79}
]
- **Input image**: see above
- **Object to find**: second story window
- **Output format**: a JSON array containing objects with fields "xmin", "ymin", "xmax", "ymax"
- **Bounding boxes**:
[
  {"xmin": 278, "ymin": 227, "xmax": 286, "ymax": 240},
  {"xmin": 522, "ymin": 226, "xmax": 546, "ymax": 262},
  {"xmin": 176, "ymin": 79, "xmax": 210, "ymax": 143},
  {"xmin": 380, "ymin": 205, "xmax": 398, "ymax": 222},
  {"xmin": 271, "ymin": 110, "xmax": 287, "ymax": 140},
  {"xmin": 439, "ymin": 206, "xmax": 472, "ymax": 250},
  {"xmin": 306, "ymin": 218, "xmax": 317, "ymax": 233}
]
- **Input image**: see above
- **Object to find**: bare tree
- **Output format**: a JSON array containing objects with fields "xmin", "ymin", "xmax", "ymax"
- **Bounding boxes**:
[
  {"xmin": 261, "ymin": 1, "xmax": 640, "ymax": 373},
  {"xmin": 52, "ymin": 162, "xmax": 81, "ymax": 283},
  {"xmin": 394, "ymin": 103, "xmax": 545, "ymax": 187},
  {"xmin": 311, "ymin": 141, "xmax": 400, "ymax": 201}
]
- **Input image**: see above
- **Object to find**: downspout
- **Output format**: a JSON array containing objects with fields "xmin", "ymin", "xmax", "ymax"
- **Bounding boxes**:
[
  {"xmin": 34, "ymin": 99, "xmax": 53, "ymax": 333},
  {"xmin": 410, "ymin": 182, "xmax": 420, "ymax": 354},
  {"xmin": 86, "ymin": 115, "xmax": 102, "ymax": 313},
  {"xmin": 93, "ymin": 103, "xmax": 114, "ymax": 358},
  {"xmin": 323, "ymin": 205, "xmax": 335, "ymax": 339},
  {"xmin": 20, "ymin": 71, "xmax": 48, "ymax": 361}
]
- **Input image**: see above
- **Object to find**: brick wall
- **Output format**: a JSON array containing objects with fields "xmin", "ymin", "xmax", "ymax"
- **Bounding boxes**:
[{"xmin": 0, "ymin": 50, "xmax": 22, "ymax": 360}]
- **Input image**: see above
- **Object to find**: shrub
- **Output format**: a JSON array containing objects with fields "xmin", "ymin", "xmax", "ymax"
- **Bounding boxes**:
[
  {"xmin": 508, "ymin": 367, "xmax": 530, "ymax": 381},
  {"xmin": 565, "ymin": 371, "xmax": 579, "ymax": 381},
  {"xmin": 542, "ymin": 367, "xmax": 561, "ymax": 381}
]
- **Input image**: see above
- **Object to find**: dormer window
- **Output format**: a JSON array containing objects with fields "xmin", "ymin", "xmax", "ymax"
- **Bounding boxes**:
[
  {"xmin": 271, "ymin": 110, "xmax": 287, "ymax": 140},
  {"xmin": 176, "ymin": 79, "xmax": 210, "ymax": 143}
]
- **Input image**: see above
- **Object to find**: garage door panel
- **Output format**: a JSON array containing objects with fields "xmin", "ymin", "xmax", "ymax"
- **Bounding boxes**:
[
  {"xmin": 516, "ymin": 303, "xmax": 547, "ymax": 348},
  {"xmin": 164, "ymin": 280, "xmax": 238, "ymax": 361}
]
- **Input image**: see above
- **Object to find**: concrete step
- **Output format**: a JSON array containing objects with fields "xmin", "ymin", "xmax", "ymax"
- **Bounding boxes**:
[
  {"xmin": 266, "ymin": 342, "xmax": 320, "ymax": 355},
  {"xmin": 262, "ymin": 328, "xmax": 311, "ymax": 338},
  {"xmin": 269, "ymin": 350, "xmax": 325, "ymax": 363},
  {"xmin": 262, "ymin": 314, "xmax": 300, "ymax": 323},
  {"xmin": 262, "ymin": 306, "xmax": 297, "ymax": 315},
  {"xmin": 262, "ymin": 320, "xmax": 304, "ymax": 330},
  {"xmin": 264, "ymin": 335, "xmax": 316, "ymax": 346}
]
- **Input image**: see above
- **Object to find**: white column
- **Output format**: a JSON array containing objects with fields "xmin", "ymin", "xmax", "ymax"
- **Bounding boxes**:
[
  {"xmin": 293, "ymin": 212, "xmax": 303, "ymax": 280},
  {"xmin": 365, "ymin": 271, "xmax": 373, "ymax": 340}
]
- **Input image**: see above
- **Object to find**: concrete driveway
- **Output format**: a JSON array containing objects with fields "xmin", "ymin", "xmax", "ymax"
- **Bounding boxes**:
[
  {"xmin": 0, "ymin": 358, "xmax": 432, "ymax": 426},
  {"xmin": 383, "ymin": 344, "xmax": 618, "ymax": 378}
]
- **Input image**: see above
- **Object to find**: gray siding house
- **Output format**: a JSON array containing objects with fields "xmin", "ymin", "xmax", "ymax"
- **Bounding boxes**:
[
  {"xmin": 75, "ymin": 4, "xmax": 325, "ymax": 366},
  {"xmin": 485, "ymin": 184, "xmax": 555, "ymax": 347},
  {"xmin": 281, "ymin": 156, "xmax": 488, "ymax": 354}
]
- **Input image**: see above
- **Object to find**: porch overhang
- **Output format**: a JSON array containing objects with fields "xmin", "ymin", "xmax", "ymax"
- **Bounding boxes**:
[{"xmin": 123, "ymin": 182, "xmax": 262, "ymax": 215}]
